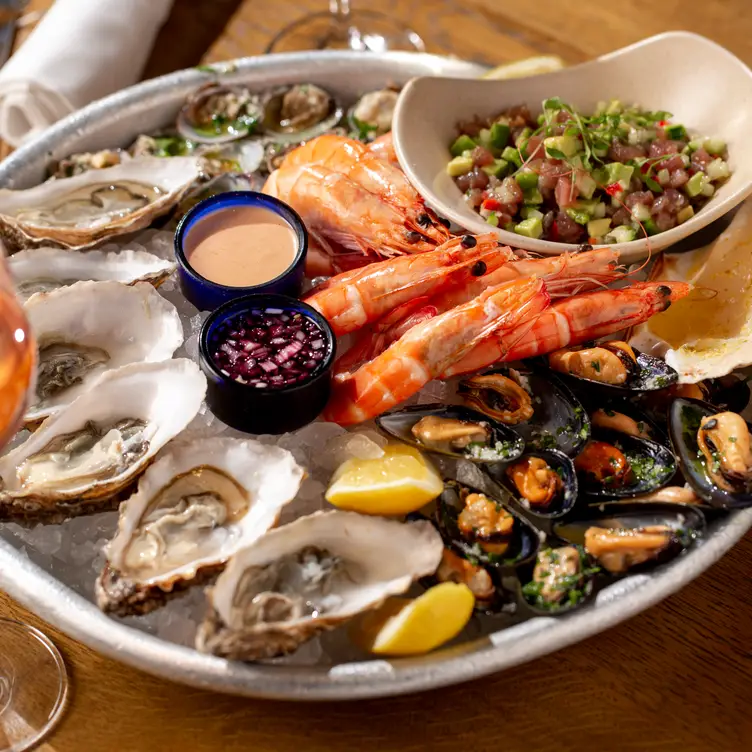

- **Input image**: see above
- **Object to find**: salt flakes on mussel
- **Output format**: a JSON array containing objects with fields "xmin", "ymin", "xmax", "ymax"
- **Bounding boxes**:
[
  {"xmin": 458, "ymin": 366, "xmax": 590, "ymax": 456},
  {"xmin": 552, "ymin": 502, "xmax": 705, "ymax": 576},
  {"xmin": 545, "ymin": 341, "xmax": 678, "ymax": 392},
  {"xmin": 489, "ymin": 449, "xmax": 577, "ymax": 519},
  {"xmin": 375, "ymin": 404, "xmax": 524, "ymax": 463},
  {"xmin": 437, "ymin": 480, "xmax": 540, "ymax": 567},
  {"xmin": 574, "ymin": 428, "xmax": 676, "ymax": 499},
  {"xmin": 669, "ymin": 398, "xmax": 752, "ymax": 508},
  {"xmin": 177, "ymin": 83, "xmax": 262, "ymax": 144}
]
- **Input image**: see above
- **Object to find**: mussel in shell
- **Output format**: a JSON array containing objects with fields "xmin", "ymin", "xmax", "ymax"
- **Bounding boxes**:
[
  {"xmin": 437, "ymin": 480, "xmax": 540, "ymax": 567},
  {"xmin": 376, "ymin": 404, "xmax": 524, "ymax": 463},
  {"xmin": 546, "ymin": 342, "xmax": 678, "ymax": 392},
  {"xmin": 521, "ymin": 546, "xmax": 593, "ymax": 611},
  {"xmin": 591, "ymin": 406, "xmax": 655, "ymax": 441},
  {"xmin": 574, "ymin": 429, "xmax": 676, "ymax": 498},
  {"xmin": 436, "ymin": 547, "xmax": 497, "ymax": 607},
  {"xmin": 459, "ymin": 366, "xmax": 590, "ymax": 456},
  {"xmin": 669, "ymin": 398, "xmax": 752, "ymax": 508},
  {"xmin": 552, "ymin": 502, "xmax": 705, "ymax": 575}
]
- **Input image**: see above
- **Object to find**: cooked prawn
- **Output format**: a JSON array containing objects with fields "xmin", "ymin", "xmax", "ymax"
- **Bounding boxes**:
[
  {"xmin": 264, "ymin": 163, "xmax": 443, "ymax": 260},
  {"xmin": 305, "ymin": 233, "xmax": 514, "ymax": 335},
  {"xmin": 334, "ymin": 247, "xmax": 622, "ymax": 375},
  {"xmin": 281, "ymin": 135, "xmax": 448, "ymax": 244},
  {"xmin": 324, "ymin": 277, "xmax": 550, "ymax": 425},
  {"xmin": 441, "ymin": 281, "xmax": 692, "ymax": 378},
  {"xmin": 368, "ymin": 131, "xmax": 398, "ymax": 166}
]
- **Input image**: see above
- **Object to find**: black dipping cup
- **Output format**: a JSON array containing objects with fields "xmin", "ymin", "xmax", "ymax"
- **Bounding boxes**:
[
  {"xmin": 199, "ymin": 293, "xmax": 336, "ymax": 435},
  {"xmin": 174, "ymin": 191, "xmax": 308, "ymax": 311}
]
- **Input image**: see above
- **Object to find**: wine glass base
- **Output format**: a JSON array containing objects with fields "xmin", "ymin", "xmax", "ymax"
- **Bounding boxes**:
[
  {"xmin": 266, "ymin": 10, "xmax": 425, "ymax": 54},
  {"xmin": 0, "ymin": 619, "xmax": 68, "ymax": 752}
]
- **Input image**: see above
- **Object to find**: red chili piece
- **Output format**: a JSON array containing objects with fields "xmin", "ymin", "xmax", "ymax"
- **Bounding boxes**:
[{"xmin": 604, "ymin": 183, "xmax": 622, "ymax": 196}]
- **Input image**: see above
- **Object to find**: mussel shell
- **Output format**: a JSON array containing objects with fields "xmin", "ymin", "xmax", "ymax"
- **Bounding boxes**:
[
  {"xmin": 436, "ymin": 479, "xmax": 540, "ymax": 568},
  {"xmin": 668, "ymin": 397, "xmax": 752, "ymax": 509},
  {"xmin": 552, "ymin": 501, "xmax": 705, "ymax": 574},
  {"xmin": 584, "ymin": 396, "xmax": 666, "ymax": 446},
  {"xmin": 540, "ymin": 349, "xmax": 678, "ymax": 393},
  {"xmin": 463, "ymin": 366, "xmax": 590, "ymax": 457},
  {"xmin": 375, "ymin": 404, "xmax": 524, "ymax": 464},
  {"xmin": 705, "ymin": 375, "xmax": 752, "ymax": 414},
  {"xmin": 487, "ymin": 449, "xmax": 578, "ymax": 520},
  {"xmin": 576, "ymin": 428, "xmax": 676, "ymax": 499},
  {"xmin": 261, "ymin": 85, "xmax": 344, "ymax": 145}
]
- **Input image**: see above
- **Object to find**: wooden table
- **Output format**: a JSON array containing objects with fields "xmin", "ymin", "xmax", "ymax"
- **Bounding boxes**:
[{"xmin": 3, "ymin": 1, "xmax": 752, "ymax": 750}]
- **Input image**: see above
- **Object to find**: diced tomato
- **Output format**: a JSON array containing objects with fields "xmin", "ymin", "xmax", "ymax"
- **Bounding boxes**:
[
  {"xmin": 482, "ymin": 197, "xmax": 502, "ymax": 211},
  {"xmin": 658, "ymin": 120, "xmax": 670, "ymax": 127},
  {"xmin": 588, "ymin": 236, "xmax": 598, "ymax": 244},
  {"xmin": 550, "ymin": 221, "xmax": 560, "ymax": 242},
  {"xmin": 640, "ymin": 163, "xmax": 650, "ymax": 174},
  {"xmin": 604, "ymin": 182, "xmax": 622, "ymax": 196}
]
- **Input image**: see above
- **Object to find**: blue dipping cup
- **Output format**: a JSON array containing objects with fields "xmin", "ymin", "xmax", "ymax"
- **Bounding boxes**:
[
  {"xmin": 199, "ymin": 293, "xmax": 337, "ymax": 435},
  {"xmin": 174, "ymin": 191, "xmax": 308, "ymax": 311}
]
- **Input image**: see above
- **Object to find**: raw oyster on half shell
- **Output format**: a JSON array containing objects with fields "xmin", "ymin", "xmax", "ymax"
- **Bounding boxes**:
[
  {"xmin": 97, "ymin": 438, "xmax": 305, "ymax": 615},
  {"xmin": 196, "ymin": 511, "xmax": 443, "ymax": 661},
  {"xmin": 0, "ymin": 359, "xmax": 206, "ymax": 521},
  {"xmin": 24, "ymin": 281, "xmax": 183, "ymax": 424},
  {"xmin": 9, "ymin": 246, "xmax": 175, "ymax": 300},
  {"xmin": 0, "ymin": 157, "xmax": 201, "ymax": 251}
]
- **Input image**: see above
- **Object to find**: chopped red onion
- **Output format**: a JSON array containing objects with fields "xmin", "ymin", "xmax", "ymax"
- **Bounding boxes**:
[{"xmin": 210, "ymin": 308, "xmax": 331, "ymax": 389}]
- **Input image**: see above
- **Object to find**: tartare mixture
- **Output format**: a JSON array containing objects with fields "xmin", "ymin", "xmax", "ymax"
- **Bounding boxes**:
[{"xmin": 447, "ymin": 98, "xmax": 731, "ymax": 244}]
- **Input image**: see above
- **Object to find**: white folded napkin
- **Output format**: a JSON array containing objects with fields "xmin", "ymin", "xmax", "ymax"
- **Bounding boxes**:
[{"xmin": 0, "ymin": 0, "xmax": 174, "ymax": 147}]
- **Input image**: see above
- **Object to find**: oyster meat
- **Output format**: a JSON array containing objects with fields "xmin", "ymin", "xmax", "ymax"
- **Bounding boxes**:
[
  {"xmin": 9, "ymin": 247, "xmax": 175, "ymax": 300},
  {"xmin": 0, "ymin": 359, "xmax": 206, "ymax": 521},
  {"xmin": 0, "ymin": 157, "xmax": 201, "ymax": 251},
  {"xmin": 97, "ymin": 438, "xmax": 304, "ymax": 615},
  {"xmin": 24, "ymin": 281, "xmax": 183, "ymax": 423},
  {"xmin": 196, "ymin": 511, "xmax": 442, "ymax": 661},
  {"xmin": 177, "ymin": 83, "xmax": 262, "ymax": 144}
]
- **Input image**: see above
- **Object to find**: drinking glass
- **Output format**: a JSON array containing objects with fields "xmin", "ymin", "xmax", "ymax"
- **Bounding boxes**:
[
  {"xmin": 0, "ymin": 253, "xmax": 69, "ymax": 752},
  {"xmin": 265, "ymin": 0, "xmax": 425, "ymax": 53}
]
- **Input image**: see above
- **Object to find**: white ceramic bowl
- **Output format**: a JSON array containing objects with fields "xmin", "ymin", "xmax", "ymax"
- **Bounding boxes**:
[{"xmin": 393, "ymin": 32, "xmax": 752, "ymax": 262}]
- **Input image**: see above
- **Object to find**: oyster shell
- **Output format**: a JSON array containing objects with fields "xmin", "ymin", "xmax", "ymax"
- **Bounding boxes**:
[
  {"xmin": 9, "ymin": 247, "xmax": 175, "ymax": 300},
  {"xmin": 24, "ymin": 281, "xmax": 183, "ymax": 424},
  {"xmin": 97, "ymin": 438, "xmax": 304, "ymax": 615},
  {"xmin": 0, "ymin": 157, "xmax": 201, "ymax": 252},
  {"xmin": 177, "ymin": 83, "xmax": 262, "ymax": 144},
  {"xmin": 348, "ymin": 88, "xmax": 399, "ymax": 139},
  {"xmin": 0, "ymin": 359, "xmax": 206, "ymax": 521},
  {"xmin": 261, "ymin": 84, "xmax": 343, "ymax": 145},
  {"xmin": 196, "ymin": 511, "xmax": 442, "ymax": 661}
]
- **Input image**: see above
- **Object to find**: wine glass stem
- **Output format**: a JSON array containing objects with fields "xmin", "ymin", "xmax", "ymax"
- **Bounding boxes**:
[{"xmin": 330, "ymin": 0, "xmax": 351, "ymax": 19}]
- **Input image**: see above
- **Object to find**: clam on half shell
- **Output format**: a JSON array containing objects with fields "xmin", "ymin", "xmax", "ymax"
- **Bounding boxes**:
[
  {"xmin": 24, "ymin": 281, "xmax": 184, "ymax": 424},
  {"xmin": 9, "ymin": 246, "xmax": 176, "ymax": 300},
  {"xmin": 96, "ymin": 438, "xmax": 305, "ymax": 616},
  {"xmin": 0, "ymin": 359, "xmax": 206, "ymax": 522},
  {"xmin": 196, "ymin": 511, "xmax": 443, "ymax": 661},
  {"xmin": 0, "ymin": 157, "xmax": 201, "ymax": 252}
]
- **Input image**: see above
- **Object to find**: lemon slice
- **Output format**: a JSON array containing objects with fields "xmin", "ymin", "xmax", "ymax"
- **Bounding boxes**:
[
  {"xmin": 351, "ymin": 583, "xmax": 475, "ymax": 656},
  {"xmin": 325, "ymin": 443, "xmax": 443, "ymax": 516},
  {"xmin": 482, "ymin": 55, "xmax": 565, "ymax": 80}
]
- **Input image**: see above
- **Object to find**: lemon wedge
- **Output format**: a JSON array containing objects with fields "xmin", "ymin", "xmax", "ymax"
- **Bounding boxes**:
[
  {"xmin": 481, "ymin": 55, "xmax": 565, "ymax": 80},
  {"xmin": 351, "ymin": 583, "xmax": 475, "ymax": 656},
  {"xmin": 325, "ymin": 443, "xmax": 443, "ymax": 516}
]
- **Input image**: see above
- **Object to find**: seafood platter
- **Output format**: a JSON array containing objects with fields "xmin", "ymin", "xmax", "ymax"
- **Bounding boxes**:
[{"xmin": 0, "ymin": 47, "xmax": 751, "ymax": 700}]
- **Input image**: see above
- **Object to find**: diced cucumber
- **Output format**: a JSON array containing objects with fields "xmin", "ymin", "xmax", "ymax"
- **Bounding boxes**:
[
  {"xmin": 482, "ymin": 158, "xmax": 509, "ymax": 178},
  {"xmin": 704, "ymin": 137, "xmax": 726, "ymax": 156},
  {"xmin": 592, "ymin": 140, "xmax": 610, "ymax": 158},
  {"xmin": 630, "ymin": 203, "xmax": 651, "ymax": 223},
  {"xmin": 628, "ymin": 127, "xmax": 655, "ymax": 145},
  {"xmin": 642, "ymin": 218, "xmax": 659, "ymax": 236},
  {"xmin": 605, "ymin": 225, "xmax": 637, "ymax": 244},
  {"xmin": 570, "ymin": 199, "xmax": 599, "ymax": 215},
  {"xmin": 489, "ymin": 122, "xmax": 511, "ymax": 149},
  {"xmin": 486, "ymin": 211, "xmax": 500, "ymax": 227},
  {"xmin": 687, "ymin": 139, "xmax": 703, "ymax": 152},
  {"xmin": 677, "ymin": 206, "xmax": 695, "ymax": 224},
  {"xmin": 600, "ymin": 162, "xmax": 634, "ymax": 191},
  {"xmin": 502, "ymin": 146, "xmax": 522, "ymax": 168},
  {"xmin": 679, "ymin": 153, "xmax": 691, "ymax": 168},
  {"xmin": 515, "ymin": 127, "xmax": 533, "ymax": 149},
  {"xmin": 523, "ymin": 187, "xmax": 543, "ymax": 205},
  {"xmin": 577, "ymin": 172, "xmax": 597, "ymax": 199},
  {"xmin": 520, "ymin": 207, "xmax": 544, "ymax": 220},
  {"xmin": 657, "ymin": 168, "xmax": 670, "ymax": 186},
  {"xmin": 446, "ymin": 155, "xmax": 474, "ymax": 177},
  {"xmin": 587, "ymin": 218, "xmax": 612, "ymax": 238},
  {"xmin": 610, "ymin": 192, "xmax": 625, "ymax": 208},
  {"xmin": 664, "ymin": 124, "xmax": 687, "ymax": 140},
  {"xmin": 565, "ymin": 208, "xmax": 590, "ymax": 225},
  {"xmin": 544, "ymin": 134, "xmax": 579, "ymax": 159},
  {"xmin": 701, "ymin": 181, "xmax": 715, "ymax": 198},
  {"xmin": 606, "ymin": 99, "xmax": 623, "ymax": 115},
  {"xmin": 450, "ymin": 135, "xmax": 477, "ymax": 157},
  {"xmin": 685, "ymin": 171, "xmax": 709, "ymax": 197},
  {"xmin": 478, "ymin": 128, "xmax": 492, "ymax": 148},
  {"xmin": 515, "ymin": 170, "xmax": 539, "ymax": 191},
  {"xmin": 592, "ymin": 202, "xmax": 607, "ymax": 219},
  {"xmin": 705, "ymin": 158, "xmax": 730, "ymax": 181},
  {"xmin": 514, "ymin": 216, "xmax": 543, "ymax": 239}
]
